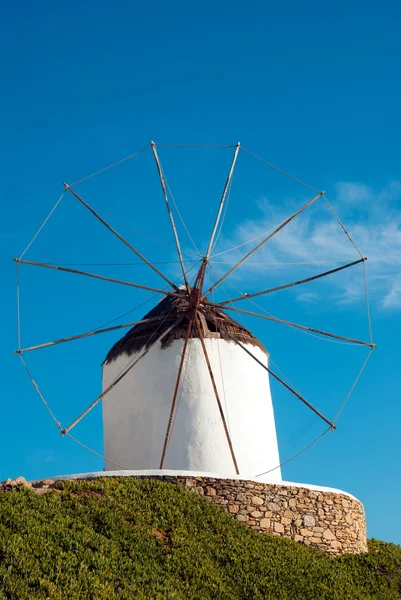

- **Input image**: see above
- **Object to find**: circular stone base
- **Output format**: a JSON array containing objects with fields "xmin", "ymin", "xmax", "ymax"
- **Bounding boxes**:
[{"xmin": 45, "ymin": 470, "xmax": 367, "ymax": 555}]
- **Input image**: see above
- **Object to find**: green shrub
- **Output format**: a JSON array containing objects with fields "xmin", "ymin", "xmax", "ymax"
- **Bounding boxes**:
[{"xmin": 0, "ymin": 478, "xmax": 400, "ymax": 599}]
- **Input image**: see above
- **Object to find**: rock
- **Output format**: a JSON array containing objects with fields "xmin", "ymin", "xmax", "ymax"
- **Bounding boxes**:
[
  {"xmin": 300, "ymin": 529, "xmax": 313, "ymax": 537},
  {"xmin": 303, "ymin": 515, "xmax": 316, "ymax": 527},
  {"xmin": 281, "ymin": 517, "xmax": 291, "ymax": 526},
  {"xmin": 206, "ymin": 487, "xmax": 216, "ymax": 496},
  {"xmin": 303, "ymin": 515, "xmax": 315, "ymax": 527},
  {"xmin": 331, "ymin": 540, "xmax": 342, "ymax": 550},
  {"xmin": 274, "ymin": 522, "xmax": 284, "ymax": 533},
  {"xmin": 251, "ymin": 496, "xmax": 264, "ymax": 506},
  {"xmin": 294, "ymin": 534, "xmax": 303, "ymax": 542},
  {"xmin": 267, "ymin": 502, "xmax": 280, "ymax": 512},
  {"xmin": 10, "ymin": 477, "xmax": 27, "ymax": 486},
  {"xmin": 323, "ymin": 529, "xmax": 336, "ymax": 540},
  {"xmin": 250, "ymin": 510, "xmax": 263, "ymax": 518},
  {"xmin": 260, "ymin": 518, "xmax": 271, "ymax": 529},
  {"xmin": 228, "ymin": 504, "xmax": 239, "ymax": 514},
  {"xmin": 237, "ymin": 514, "xmax": 248, "ymax": 522}
]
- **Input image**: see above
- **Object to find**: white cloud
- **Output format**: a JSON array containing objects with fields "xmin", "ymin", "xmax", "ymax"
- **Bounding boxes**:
[
  {"xmin": 297, "ymin": 291, "xmax": 319, "ymax": 303},
  {"xmin": 211, "ymin": 181, "xmax": 401, "ymax": 310}
]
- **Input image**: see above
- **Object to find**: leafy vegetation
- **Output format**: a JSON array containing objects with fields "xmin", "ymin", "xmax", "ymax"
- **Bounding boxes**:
[{"xmin": 0, "ymin": 477, "xmax": 400, "ymax": 599}]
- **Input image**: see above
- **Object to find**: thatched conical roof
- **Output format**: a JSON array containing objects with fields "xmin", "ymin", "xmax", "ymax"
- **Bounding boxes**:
[{"xmin": 103, "ymin": 291, "xmax": 266, "ymax": 364}]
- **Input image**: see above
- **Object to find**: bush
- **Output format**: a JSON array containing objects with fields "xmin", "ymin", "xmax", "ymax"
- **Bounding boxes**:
[{"xmin": 0, "ymin": 478, "xmax": 400, "ymax": 599}]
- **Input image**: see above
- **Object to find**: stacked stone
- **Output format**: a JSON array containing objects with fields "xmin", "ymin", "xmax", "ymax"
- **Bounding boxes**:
[
  {"xmin": 1, "ymin": 475, "xmax": 367, "ymax": 555},
  {"xmin": 178, "ymin": 476, "xmax": 367, "ymax": 555}
]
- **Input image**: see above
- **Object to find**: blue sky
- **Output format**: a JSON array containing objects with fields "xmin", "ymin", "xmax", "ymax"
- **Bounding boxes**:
[{"xmin": 1, "ymin": 0, "xmax": 400, "ymax": 545}]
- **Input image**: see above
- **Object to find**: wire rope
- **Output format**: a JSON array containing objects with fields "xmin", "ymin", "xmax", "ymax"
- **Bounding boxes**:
[
  {"xmin": 323, "ymin": 194, "xmax": 363, "ymax": 258},
  {"xmin": 69, "ymin": 145, "xmax": 150, "ymax": 187},
  {"xmin": 163, "ymin": 171, "xmax": 203, "ymax": 257},
  {"xmin": 362, "ymin": 261, "xmax": 374, "ymax": 345},
  {"xmin": 211, "ymin": 223, "xmax": 278, "ymax": 258},
  {"xmin": 211, "ymin": 259, "xmax": 358, "ymax": 266},
  {"xmin": 255, "ymin": 427, "xmax": 332, "ymax": 477},
  {"xmin": 240, "ymin": 146, "xmax": 319, "ymax": 193},
  {"xmin": 19, "ymin": 191, "xmax": 66, "ymax": 260},
  {"xmin": 154, "ymin": 143, "xmax": 236, "ymax": 148},
  {"xmin": 38, "ymin": 260, "xmax": 200, "ymax": 267},
  {"xmin": 65, "ymin": 433, "xmax": 129, "ymax": 470},
  {"xmin": 16, "ymin": 264, "xmax": 21, "ymax": 351},
  {"xmin": 18, "ymin": 354, "xmax": 62, "ymax": 431},
  {"xmin": 332, "ymin": 348, "xmax": 374, "ymax": 423}
]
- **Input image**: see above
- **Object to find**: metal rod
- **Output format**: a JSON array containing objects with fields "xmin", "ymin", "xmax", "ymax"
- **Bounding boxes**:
[
  {"xmin": 194, "ymin": 314, "xmax": 239, "ymax": 474},
  {"xmin": 205, "ymin": 142, "xmax": 240, "ymax": 259},
  {"xmin": 206, "ymin": 312, "xmax": 335, "ymax": 429},
  {"xmin": 218, "ymin": 258, "xmax": 366, "ymax": 306},
  {"xmin": 13, "ymin": 258, "xmax": 184, "ymax": 299},
  {"xmin": 220, "ymin": 304, "xmax": 376, "ymax": 348},
  {"xmin": 64, "ymin": 183, "xmax": 180, "ymax": 292},
  {"xmin": 150, "ymin": 142, "xmax": 189, "ymax": 291},
  {"xmin": 16, "ymin": 264, "xmax": 21, "ymax": 351},
  {"xmin": 61, "ymin": 315, "xmax": 185, "ymax": 435},
  {"xmin": 14, "ymin": 317, "xmax": 161, "ymax": 354},
  {"xmin": 203, "ymin": 191, "xmax": 324, "ymax": 297},
  {"xmin": 159, "ymin": 315, "xmax": 194, "ymax": 468}
]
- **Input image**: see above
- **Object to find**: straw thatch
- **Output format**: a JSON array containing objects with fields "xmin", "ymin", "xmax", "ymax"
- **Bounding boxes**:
[{"xmin": 104, "ymin": 292, "xmax": 266, "ymax": 364}]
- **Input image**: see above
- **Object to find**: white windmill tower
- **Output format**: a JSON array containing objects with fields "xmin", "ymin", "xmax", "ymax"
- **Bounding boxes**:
[
  {"xmin": 101, "ymin": 274, "xmax": 281, "ymax": 479},
  {"xmin": 13, "ymin": 141, "xmax": 375, "ymax": 484}
]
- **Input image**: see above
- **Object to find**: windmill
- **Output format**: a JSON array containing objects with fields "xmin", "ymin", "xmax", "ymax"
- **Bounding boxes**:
[{"xmin": 13, "ymin": 141, "xmax": 376, "ymax": 481}]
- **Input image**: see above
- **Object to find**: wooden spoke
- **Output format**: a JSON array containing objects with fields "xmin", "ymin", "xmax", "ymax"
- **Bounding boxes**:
[
  {"xmin": 219, "ymin": 304, "xmax": 376, "ymax": 348},
  {"xmin": 64, "ymin": 183, "xmax": 180, "ymax": 291},
  {"xmin": 194, "ymin": 313, "xmax": 239, "ymax": 474},
  {"xmin": 217, "ymin": 258, "xmax": 366, "ymax": 305},
  {"xmin": 61, "ymin": 315, "xmax": 185, "ymax": 436},
  {"xmin": 13, "ymin": 258, "xmax": 184, "ymax": 298},
  {"xmin": 150, "ymin": 142, "xmax": 190, "ymax": 291},
  {"xmin": 203, "ymin": 191, "xmax": 324, "ymax": 297},
  {"xmin": 15, "ymin": 317, "xmax": 161, "ymax": 354},
  {"xmin": 159, "ymin": 315, "xmax": 195, "ymax": 468},
  {"xmin": 205, "ymin": 142, "xmax": 240, "ymax": 259},
  {"xmin": 203, "ymin": 310, "xmax": 335, "ymax": 429}
]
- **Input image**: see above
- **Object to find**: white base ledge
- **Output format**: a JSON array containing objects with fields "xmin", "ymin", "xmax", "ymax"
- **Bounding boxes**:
[{"xmin": 46, "ymin": 469, "xmax": 358, "ymax": 501}]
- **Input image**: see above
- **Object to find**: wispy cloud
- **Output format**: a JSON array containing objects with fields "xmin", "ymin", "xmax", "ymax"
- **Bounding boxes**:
[{"xmin": 211, "ymin": 181, "xmax": 401, "ymax": 309}]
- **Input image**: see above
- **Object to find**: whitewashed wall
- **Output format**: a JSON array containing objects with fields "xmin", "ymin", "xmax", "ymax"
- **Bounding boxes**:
[{"xmin": 102, "ymin": 338, "xmax": 282, "ymax": 481}]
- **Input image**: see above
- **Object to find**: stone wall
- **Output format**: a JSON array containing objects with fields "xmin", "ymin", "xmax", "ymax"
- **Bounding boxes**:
[
  {"xmin": 141, "ymin": 475, "xmax": 367, "ymax": 555},
  {"xmin": 1, "ymin": 475, "xmax": 368, "ymax": 555}
]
